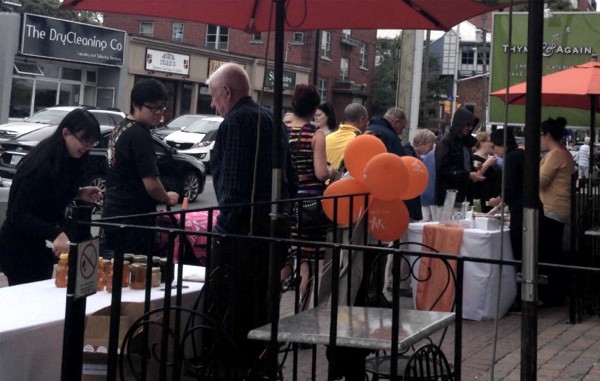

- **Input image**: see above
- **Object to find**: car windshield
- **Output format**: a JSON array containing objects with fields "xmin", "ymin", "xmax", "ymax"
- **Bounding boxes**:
[
  {"xmin": 166, "ymin": 115, "xmax": 207, "ymax": 128},
  {"xmin": 184, "ymin": 119, "xmax": 222, "ymax": 134},
  {"xmin": 27, "ymin": 109, "xmax": 69, "ymax": 124}
]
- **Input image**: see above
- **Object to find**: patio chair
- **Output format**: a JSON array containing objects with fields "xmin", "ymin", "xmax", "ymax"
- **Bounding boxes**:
[{"xmin": 403, "ymin": 343, "xmax": 454, "ymax": 381}]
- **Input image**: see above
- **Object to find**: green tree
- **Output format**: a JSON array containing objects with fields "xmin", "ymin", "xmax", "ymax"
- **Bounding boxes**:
[
  {"xmin": 0, "ymin": 0, "xmax": 101, "ymax": 24},
  {"xmin": 372, "ymin": 36, "xmax": 402, "ymax": 116}
]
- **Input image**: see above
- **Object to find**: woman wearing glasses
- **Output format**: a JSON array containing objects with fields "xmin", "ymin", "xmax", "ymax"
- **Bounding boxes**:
[{"xmin": 0, "ymin": 109, "xmax": 103, "ymax": 285}]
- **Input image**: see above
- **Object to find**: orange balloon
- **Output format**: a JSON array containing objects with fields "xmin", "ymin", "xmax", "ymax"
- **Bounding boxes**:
[
  {"xmin": 343, "ymin": 134, "xmax": 387, "ymax": 183},
  {"xmin": 321, "ymin": 178, "xmax": 367, "ymax": 225},
  {"xmin": 398, "ymin": 156, "xmax": 429, "ymax": 199},
  {"xmin": 364, "ymin": 153, "xmax": 409, "ymax": 200},
  {"xmin": 367, "ymin": 197, "xmax": 410, "ymax": 242}
]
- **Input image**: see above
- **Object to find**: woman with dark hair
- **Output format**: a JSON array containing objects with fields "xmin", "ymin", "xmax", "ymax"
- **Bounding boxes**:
[
  {"xmin": 314, "ymin": 101, "xmax": 338, "ymax": 135},
  {"xmin": 538, "ymin": 117, "xmax": 575, "ymax": 306},
  {"xmin": 0, "ymin": 109, "xmax": 103, "ymax": 285},
  {"xmin": 282, "ymin": 84, "xmax": 337, "ymax": 307}
]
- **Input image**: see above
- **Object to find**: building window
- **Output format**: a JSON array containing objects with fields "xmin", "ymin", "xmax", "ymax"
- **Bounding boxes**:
[
  {"xmin": 318, "ymin": 78, "xmax": 328, "ymax": 101},
  {"xmin": 477, "ymin": 48, "xmax": 490, "ymax": 66},
  {"xmin": 360, "ymin": 43, "xmax": 368, "ymax": 69},
  {"xmin": 321, "ymin": 31, "xmax": 331, "ymax": 59},
  {"xmin": 251, "ymin": 32, "xmax": 262, "ymax": 43},
  {"xmin": 342, "ymin": 29, "xmax": 352, "ymax": 39},
  {"xmin": 461, "ymin": 45, "xmax": 475, "ymax": 65},
  {"xmin": 172, "ymin": 22, "xmax": 184, "ymax": 42},
  {"xmin": 292, "ymin": 32, "xmax": 304, "ymax": 44},
  {"xmin": 139, "ymin": 22, "xmax": 154, "ymax": 37},
  {"xmin": 206, "ymin": 25, "xmax": 229, "ymax": 50},
  {"xmin": 340, "ymin": 58, "xmax": 349, "ymax": 81}
]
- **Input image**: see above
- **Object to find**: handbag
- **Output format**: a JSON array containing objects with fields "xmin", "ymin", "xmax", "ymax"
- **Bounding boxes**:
[{"xmin": 296, "ymin": 199, "xmax": 329, "ymax": 232}]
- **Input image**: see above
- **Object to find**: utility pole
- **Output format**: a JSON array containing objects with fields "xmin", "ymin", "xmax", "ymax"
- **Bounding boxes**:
[
  {"xmin": 480, "ymin": 14, "xmax": 488, "ymax": 131},
  {"xmin": 397, "ymin": 29, "xmax": 423, "ymax": 142}
]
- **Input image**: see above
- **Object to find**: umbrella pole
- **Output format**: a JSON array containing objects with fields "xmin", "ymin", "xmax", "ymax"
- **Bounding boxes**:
[
  {"xmin": 266, "ymin": 1, "xmax": 286, "ymax": 380},
  {"xmin": 588, "ymin": 95, "xmax": 596, "ymax": 195},
  {"xmin": 521, "ymin": 1, "xmax": 544, "ymax": 380}
]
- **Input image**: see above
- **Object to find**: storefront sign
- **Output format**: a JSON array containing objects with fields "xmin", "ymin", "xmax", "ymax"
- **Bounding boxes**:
[
  {"xmin": 490, "ymin": 12, "xmax": 600, "ymax": 127},
  {"xmin": 21, "ymin": 14, "xmax": 125, "ymax": 67},
  {"xmin": 145, "ymin": 48, "xmax": 190, "ymax": 75},
  {"xmin": 264, "ymin": 69, "xmax": 296, "ymax": 90},
  {"xmin": 207, "ymin": 59, "xmax": 245, "ymax": 77}
]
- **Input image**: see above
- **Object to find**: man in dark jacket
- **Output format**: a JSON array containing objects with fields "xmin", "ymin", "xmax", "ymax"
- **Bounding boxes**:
[
  {"xmin": 434, "ymin": 108, "xmax": 485, "ymax": 207},
  {"xmin": 368, "ymin": 107, "xmax": 422, "ymax": 221}
]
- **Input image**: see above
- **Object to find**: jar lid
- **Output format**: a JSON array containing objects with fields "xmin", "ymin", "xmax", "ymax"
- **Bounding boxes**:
[
  {"xmin": 131, "ymin": 263, "xmax": 146, "ymax": 269},
  {"xmin": 152, "ymin": 267, "xmax": 161, "ymax": 273}
]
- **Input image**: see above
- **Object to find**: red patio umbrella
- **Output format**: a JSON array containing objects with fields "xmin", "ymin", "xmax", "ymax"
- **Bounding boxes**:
[
  {"xmin": 490, "ymin": 56, "xmax": 600, "ymax": 111},
  {"xmin": 61, "ymin": 0, "xmax": 517, "ymax": 32},
  {"xmin": 491, "ymin": 55, "xmax": 600, "ymax": 181}
]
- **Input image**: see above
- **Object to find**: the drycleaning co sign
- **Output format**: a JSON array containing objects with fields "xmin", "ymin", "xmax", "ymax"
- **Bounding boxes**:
[{"xmin": 21, "ymin": 13, "xmax": 125, "ymax": 67}]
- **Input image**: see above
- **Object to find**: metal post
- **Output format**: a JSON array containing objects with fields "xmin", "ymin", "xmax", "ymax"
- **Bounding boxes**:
[
  {"xmin": 521, "ymin": 1, "xmax": 544, "ymax": 380},
  {"xmin": 60, "ymin": 205, "xmax": 92, "ymax": 381}
]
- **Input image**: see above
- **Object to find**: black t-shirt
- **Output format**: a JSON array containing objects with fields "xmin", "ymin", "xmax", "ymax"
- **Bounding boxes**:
[{"xmin": 103, "ymin": 119, "xmax": 159, "ymax": 216}]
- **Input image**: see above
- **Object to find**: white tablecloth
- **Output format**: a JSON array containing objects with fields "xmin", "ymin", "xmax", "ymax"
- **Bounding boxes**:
[
  {"xmin": 0, "ymin": 265, "xmax": 204, "ymax": 381},
  {"xmin": 407, "ymin": 222, "xmax": 516, "ymax": 321}
]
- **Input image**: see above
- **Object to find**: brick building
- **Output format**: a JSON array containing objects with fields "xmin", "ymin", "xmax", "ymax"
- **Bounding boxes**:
[{"xmin": 102, "ymin": 14, "xmax": 377, "ymax": 122}]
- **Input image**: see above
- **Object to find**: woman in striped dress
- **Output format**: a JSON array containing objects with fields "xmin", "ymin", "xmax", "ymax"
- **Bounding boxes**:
[{"xmin": 283, "ymin": 84, "xmax": 337, "ymax": 307}]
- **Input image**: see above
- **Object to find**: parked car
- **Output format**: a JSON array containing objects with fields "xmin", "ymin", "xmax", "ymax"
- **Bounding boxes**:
[
  {"xmin": 152, "ymin": 114, "xmax": 215, "ymax": 139},
  {"xmin": 164, "ymin": 116, "xmax": 223, "ymax": 169},
  {"xmin": 0, "ymin": 106, "xmax": 125, "ymax": 142},
  {"xmin": 0, "ymin": 125, "xmax": 206, "ymax": 203}
]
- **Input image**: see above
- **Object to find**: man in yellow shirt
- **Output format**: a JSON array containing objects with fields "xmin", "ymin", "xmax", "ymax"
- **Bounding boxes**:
[{"xmin": 326, "ymin": 103, "xmax": 369, "ymax": 171}]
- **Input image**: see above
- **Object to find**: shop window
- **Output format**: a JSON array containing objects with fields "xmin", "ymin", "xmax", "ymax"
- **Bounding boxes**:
[
  {"xmin": 206, "ymin": 25, "xmax": 229, "ymax": 50},
  {"xmin": 13, "ymin": 62, "xmax": 43, "ymax": 76},
  {"xmin": 292, "ymin": 32, "xmax": 304, "ymax": 44},
  {"xmin": 321, "ymin": 31, "xmax": 331, "ymax": 59},
  {"xmin": 140, "ymin": 22, "xmax": 154, "ymax": 37},
  {"xmin": 85, "ymin": 71, "xmax": 97, "ymax": 84},
  {"xmin": 340, "ymin": 58, "xmax": 349, "ymax": 81},
  {"xmin": 9, "ymin": 78, "xmax": 33, "ymax": 118},
  {"xmin": 62, "ymin": 67, "xmax": 82, "ymax": 81},
  {"xmin": 172, "ymin": 22, "xmax": 184, "ymax": 42},
  {"xmin": 318, "ymin": 78, "xmax": 328, "ymax": 102},
  {"xmin": 360, "ymin": 43, "xmax": 368, "ymax": 70},
  {"xmin": 251, "ymin": 33, "xmax": 262, "ymax": 43}
]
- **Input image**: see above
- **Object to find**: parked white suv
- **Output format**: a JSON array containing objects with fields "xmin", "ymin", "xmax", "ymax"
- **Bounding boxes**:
[
  {"xmin": 164, "ymin": 116, "xmax": 223, "ymax": 170},
  {"xmin": 0, "ymin": 106, "xmax": 125, "ymax": 142}
]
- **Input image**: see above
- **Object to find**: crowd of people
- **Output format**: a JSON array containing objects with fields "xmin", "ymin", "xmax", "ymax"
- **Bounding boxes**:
[{"xmin": 0, "ymin": 62, "xmax": 581, "ymax": 379}]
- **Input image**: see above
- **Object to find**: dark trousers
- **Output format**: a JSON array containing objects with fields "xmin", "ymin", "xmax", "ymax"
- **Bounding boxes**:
[{"xmin": 538, "ymin": 215, "xmax": 567, "ymax": 306}]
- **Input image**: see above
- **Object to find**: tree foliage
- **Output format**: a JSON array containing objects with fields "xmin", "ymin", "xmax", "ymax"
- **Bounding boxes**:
[
  {"xmin": 0, "ymin": 0, "xmax": 101, "ymax": 24},
  {"xmin": 373, "ymin": 36, "xmax": 446, "ymax": 128}
]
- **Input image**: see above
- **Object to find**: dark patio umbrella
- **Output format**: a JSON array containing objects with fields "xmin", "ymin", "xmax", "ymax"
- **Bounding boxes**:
[{"xmin": 59, "ymin": 0, "xmax": 527, "ymax": 379}]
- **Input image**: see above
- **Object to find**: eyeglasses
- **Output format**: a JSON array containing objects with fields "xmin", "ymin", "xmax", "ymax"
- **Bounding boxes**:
[
  {"xmin": 143, "ymin": 104, "xmax": 167, "ymax": 114},
  {"xmin": 71, "ymin": 133, "xmax": 98, "ymax": 148}
]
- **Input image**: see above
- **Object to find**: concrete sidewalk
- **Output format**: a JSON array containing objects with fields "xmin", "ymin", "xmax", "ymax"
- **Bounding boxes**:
[{"xmin": 278, "ymin": 290, "xmax": 600, "ymax": 381}]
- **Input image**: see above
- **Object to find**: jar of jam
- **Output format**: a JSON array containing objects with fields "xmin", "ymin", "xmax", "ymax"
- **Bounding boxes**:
[
  {"xmin": 96, "ymin": 257, "xmax": 106, "ymax": 292},
  {"xmin": 55, "ymin": 253, "xmax": 69, "ymax": 288},
  {"xmin": 105, "ymin": 259, "xmax": 114, "ymax": 293},
  {"xmin": 122, "ymin": 260, "xmax": 131, "ymax": 287},
  {"xmin": 151, "ymin": 267, "xmax": 161, "ymax": 287},
  {"xmin": 130, "ymin": 263, "xmax": 147, "ymax": 290}
]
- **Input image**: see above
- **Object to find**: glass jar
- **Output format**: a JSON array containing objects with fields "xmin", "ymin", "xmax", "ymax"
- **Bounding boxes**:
[
  {"xmin": 105, "ymin": 259, "xmax": 114, "ymax": 293},
  {"xmin": 151, "ymin": 267, "xmax": 161, "ymax": 287},
  {"xmin": 130, "ymin": 263, "xmax": 146, "ymax": 290},
  {"xmin": 55, "ymin": 253, "xmax": 69, "ymax": 288},
  {"xmin": 96, "ymin": 257, "xmax": 106, "ymax": 292},
  {"xmin": 122, "ymin": 260, "xmax": 131, "ymax": 287},
  {"xmin": 124, "ymin": 253, "xmax": 136, "ymax": 264}
]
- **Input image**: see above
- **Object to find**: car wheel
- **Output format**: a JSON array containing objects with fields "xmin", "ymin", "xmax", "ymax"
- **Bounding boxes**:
[{"xmin": 182, "ymin": 171, "xmax": 200, "ymax": 202}]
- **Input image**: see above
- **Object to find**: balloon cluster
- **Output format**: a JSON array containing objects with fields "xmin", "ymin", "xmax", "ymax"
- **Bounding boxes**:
[{"xmin": 321, "ymin": 134, "xmax": 429, "ymax": 241}]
